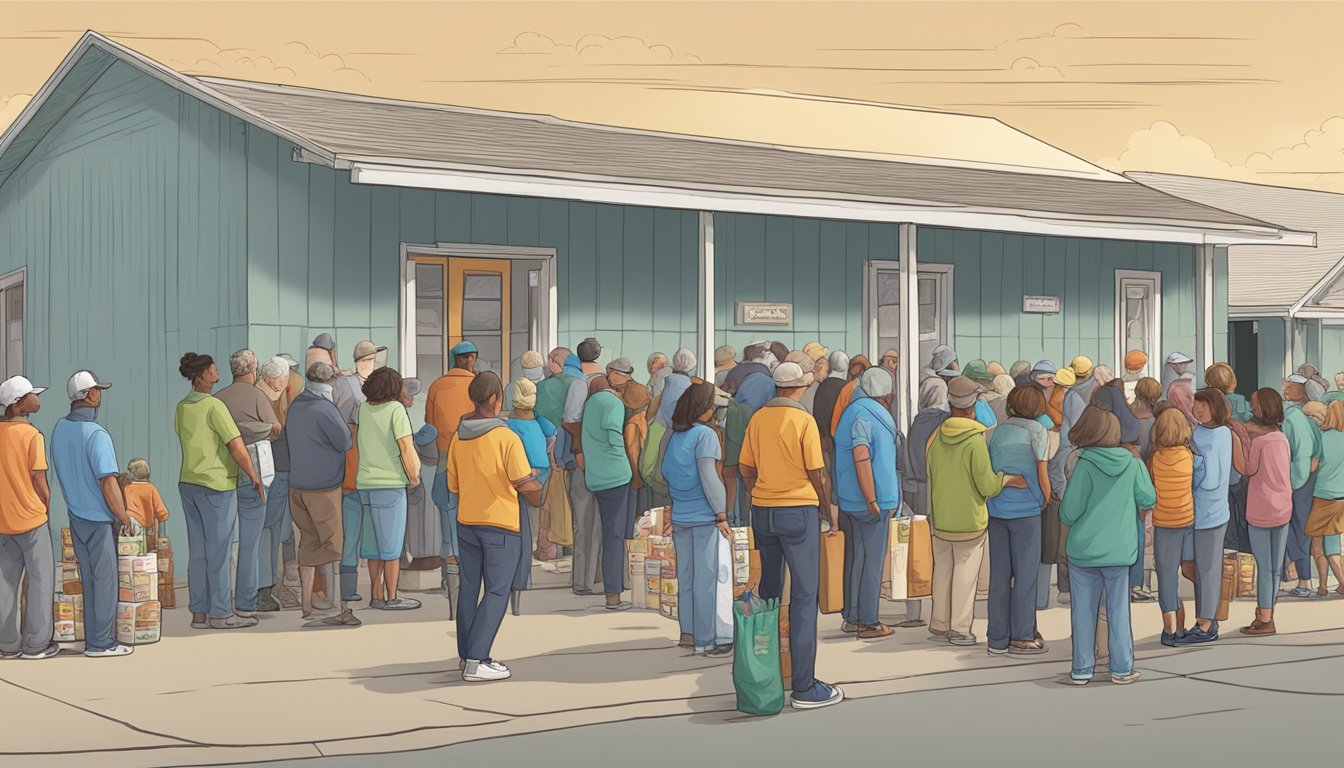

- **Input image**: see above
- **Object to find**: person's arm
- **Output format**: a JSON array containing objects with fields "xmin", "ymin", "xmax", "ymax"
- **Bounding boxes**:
[
  {"xmin": 397, "ymin": 435, "xmax": 422, "ymax": 487},
  {"xmin": 513, "ymin": 475, "xmax": 544, "ymax": 507},
  {"xmin": 319, "ymin": 407, "xmax": 355, "ymax": 453},
  {"xmin": 563, "ymin": 381, "xmax": 586, "ymax": 459},
  {"xmin": 31, "ymin": 469, "xmax": 50, "ymax": 508},
  {"xmin": 854, "ymin": 444, "xmax": 880, "ymax": 517},
  {"xmin": 807, "ymin": 468, "xmax": 839, "ymax": 532},
  {"xmin": 1232, "ymin": 433, "xmax": 1249, "ymax": 477},
  {"xmin": 99, "ymin": 475, "xmax": 133, "ymax": 532},
  {"xmin": 697, "ymin": 455, "xmax": 731, "ymax": 539},
  {"xmin": 970, "ymin": 442, "xmax": 1008, "ymax": 499},
  {"xmin": 623, "ymin": 422, "xmax": 642, "ymax": 486},
  {"xmin": 226, "ymin": 437, "xmax": 265, "ymax": 502},
  {"xmin": 151, "ymin": 486, "xmax": 169, "ymax": 523},
  {"xmin": 505, "ymin": 436, "xmax": 544, "ymax": 506},
  {"xmin": 1133, "ymin": 458, "xmax": 1158, "ymax": 511},
  {"xmin": 1036, "ymin": 460, "xmax": 1052, "ymax": 503},
  {"xmin": 1057, "ymin": 468, "xmax": 1091, "ymax": 527}
]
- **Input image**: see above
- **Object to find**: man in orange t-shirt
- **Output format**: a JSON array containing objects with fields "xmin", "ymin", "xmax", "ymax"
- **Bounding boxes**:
[
  {"xmin": 0, "ymin": 375, "xmax": 57, "ymax": 660},
  {"xmin": 426, "ymin": 341, "xmax": 478, "ymax": 566}
]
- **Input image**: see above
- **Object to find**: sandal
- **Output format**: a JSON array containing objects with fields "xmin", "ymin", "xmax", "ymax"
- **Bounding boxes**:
[{"xmin": 1318, "ymin": 587, "xmax": 1329, "ymax": 598}]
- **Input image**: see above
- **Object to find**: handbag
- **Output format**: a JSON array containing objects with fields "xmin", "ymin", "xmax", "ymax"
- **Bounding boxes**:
[{"xmin": 732, "ymin": 593, "xmax": 785, "ymax": 716}]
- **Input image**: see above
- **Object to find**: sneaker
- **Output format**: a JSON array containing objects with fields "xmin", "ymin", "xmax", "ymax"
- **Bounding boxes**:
[
  {"xmin": 208, "ymin": 614, "xmax": 258, "ymax": 630},
  {"xmin": 0, "ymin": 649, "xmax": 21, "ymax": 660},
  {"xmin": 255, "ymin": 590, "xmax": 282, "ymax": 612},
  {"xmin": 604, "ymin": 601, "xmax": 633, "ymax": 611},
  {"xmin": 947, "ymin": 633, "xmax": 977, "ymax": 646},
  {"xmin": 1110, "ymin": 671, "xmax": 1142, "ymax": 685},
  {"xmin": 1161, "ymin": 630, "xmax": 1185, "ymax": 647},
  {"xmin": 343, "ymin": 594, "xmax": 364, "ymax": 603},
  {"xmin": 191, "ymin": 613, "xmax": 209, "ymax": 630},
  {"xmin": 702, "ymin": 644, "xmax": 734, "ymax": 658},
  {"xmin": 928, "ymin": 628, "xmax": 950, "ymax": 640},
  {"xmin": 1287, "ymin": 586, "xmax": 1314, "ymax": 599},
  {"xmin": 841, "ymin": 621, "xmax": 860, "ymax": 634},
  {"xmin": 1130, "ymin": 588, "xmax": 1155, "ymax": 603},
  {"xmin": 234, "ymin": 609, "xmax": 258, "ymax": 619},
  {"xmin": 84, "ymin": 644, "xmax": 133, "ymax": 658},
  {"xmin": 858, "ymin": 623, "xmax": 895, "ymax": 640},
  {"xmin": 369, "ymin": 599, "xmax": 388, "ymax": 610},
  {"xmin": 20, "ymin": 643, "xmax": 61, "ymax": 660},
  {"xmin": 1174, "ymin": 622, "xmax": 1218, "ymax": 646},
  {"xmin": 463, "ymin": 659, "xmax": 512, "ymax": 682},
  {"xmin": 987, "ymin": 645, "xmax": 1009, "ymax": 656},
  {"xmin": 1009, "ymin": 639, "xmax": 1048, "ymax": 655},
  {"xmin": 1057, "ymin": 592, "xmax": 1071, "ymax": 606},
  {"xmin": 380, "ymin": 597, "xmax": 421, "ymax": 611},
  {"xmin": 790, "ymin": 681, "xmax": 845, "ymax": 710}
]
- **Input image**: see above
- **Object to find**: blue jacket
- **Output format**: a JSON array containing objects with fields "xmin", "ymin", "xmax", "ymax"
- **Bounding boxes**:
[{"xmin": 1191, "ymin": 424, "xmax": 1231, "ymax": 529}]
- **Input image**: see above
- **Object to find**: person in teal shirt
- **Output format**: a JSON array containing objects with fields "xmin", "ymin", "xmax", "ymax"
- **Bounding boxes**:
[
  {"xmin": 580, "ymin": 376, "xmax": 634, "ymax": 610},
  {"xmin": 1282, "ymin": 375, "xmax": 1323, "ymax": 597},
  {"xmin": 1309, "ymin": 400, "xmax": 1344, "ymax": 596}
]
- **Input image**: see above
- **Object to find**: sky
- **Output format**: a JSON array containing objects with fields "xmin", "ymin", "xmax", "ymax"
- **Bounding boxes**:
[{"xmin": 1, "ymin": 1, "xmax": 1342, "ymax": 191}]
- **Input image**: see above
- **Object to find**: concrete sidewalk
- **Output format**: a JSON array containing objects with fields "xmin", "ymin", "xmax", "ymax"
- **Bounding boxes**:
[{"xmin": 3, "ymin": 576, "xmax": 1344, "ymax": 768}]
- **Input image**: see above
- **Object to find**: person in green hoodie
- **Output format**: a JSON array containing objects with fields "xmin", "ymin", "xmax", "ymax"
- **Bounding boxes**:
[
  {"xmin": 926, "ymin": 377, "xmax": 1026, "ymax": 646},
  {"xmin": 1058, "ymin": 406, "xmax": 1157, "ymax": 686}
]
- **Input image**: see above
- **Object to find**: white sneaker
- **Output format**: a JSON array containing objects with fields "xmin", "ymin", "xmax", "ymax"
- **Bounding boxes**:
[
  {"xmin": 21, "ymin": 643, "xmax": 61, "ymax": 660},
  {"xmin": 84, "ymin": 645, "xmax": 134, "ymax": 658},
  {"xmin": 463, "ymin": 659, "xmax": 512, "ymax": 682}
]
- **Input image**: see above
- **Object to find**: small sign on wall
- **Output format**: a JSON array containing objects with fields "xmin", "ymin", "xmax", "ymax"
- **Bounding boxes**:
[
  {"xmin": 1022, "ymin": 295, "xmax": 1061, "ymax": 314},
  {"xmin": 737, "ymin": 302, "xmax": 792, "ymax": 326}
]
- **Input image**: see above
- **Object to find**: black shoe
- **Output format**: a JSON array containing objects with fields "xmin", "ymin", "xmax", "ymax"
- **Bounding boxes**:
[
  {"xmin": 1174, "ymin": 623, "xmax": 1218, "ymax": 645},
  {"xmin": 1160, "ymin": 630, "xmax": 1184, "ymax": 647}
]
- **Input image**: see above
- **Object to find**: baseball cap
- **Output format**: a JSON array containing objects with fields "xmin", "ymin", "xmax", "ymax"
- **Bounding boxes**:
[
  {"xmin": 1286, "ymin": 373, "xmax": 1309, "ymax": 385},
  {"xmin": 1070, "ymin": 356, "xmax": 1094, "ymax": 378},
  {"xmin": 1031, "ymin": 360, "xmax": 1058, "ymax": 376},
  {"xmin": 0, "ymin": 376, "xmax": 45, "ymax": 407},
  {"xmin": 607, "ymin": 357, "xmax": 635, "ymax": 375},
  {"xmin": 946, "ymin": 376, "xmax": 980, "ymax": 409},
  {"xmin": 1055, "ymin": 367, "xmax": 1077, "ymax": 387},
  {"xmin": 784, "ymin": 350, "xmax": 816, "ymax": 374},
  {"xmin": 67, "ymin": 371, "xmax": 111, "ymax": 401},
  {"xmin": 353, "ymin": 340, "xmax": 387, "ymax": 361},
  {"xmin": 1167, "ymin": 352, "xmax": 1194, "ymax": 365},
  {"xmin": 277, "ymin": 353, "xmax": 300, "ymax": 370},
  {"xmin": 962, "ymin": 359, "xmax": 992, "ymax": 383},
  {"xmin": 860, "ymin": 367, "xmax": 894, "ymax": 398},
  {"xmin": 772, "ymin": 362, "xmax": 813, "ymax": 388},
  {"xmin": 1124, "ymin": 350, "xmax": 1148, "ymax": 372},
  {"xmin": 311, "ymin": 333, "xmax": 336, "ymax": 351},
  {"xmin": 402, "ymin": 378, "xmax": 423, "ymax": 397},
  {"xmin": 451, "ymin": 340, "xmax": 478, "ymax": 357},
  {"xmin": 802, "ymin": 342, "xmax": 828, "ymax": 361}
]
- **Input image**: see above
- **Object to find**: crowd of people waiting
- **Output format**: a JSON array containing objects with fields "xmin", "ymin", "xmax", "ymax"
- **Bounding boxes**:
[{"xmin": 5, "ymin": 332, "xmax": 1344, "ymax": 706}]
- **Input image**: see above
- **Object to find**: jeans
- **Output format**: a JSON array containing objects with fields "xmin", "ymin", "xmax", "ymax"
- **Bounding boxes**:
[
  {"xmin": 1130, "ymin": 514, "xmax": 1146, "ymax": 589},
  {"xmin": 1286, "ymin": 473, "xmax": 1317, "ymax": 580},
  {"xmin": 839, "ymin": 510, "xmax": 891, "ymax": 626},
  {"xmin": 570, "ymin": 467, "xmax": 601, "ymax": 594},
  {"xmin": 931, "ymin": 532, "xmax": 987, "ymax": 637},
  {"xmin": 432, "ymin": 468, "xmax": 459, "ymax": 559},
  {"xmin": 234, "ymin": 475, "xmax": 270, "ymax": 611},
  {"xmin": 0, "ymin": 525, "xmax": 54, "ymax": 655},
  {"xmin": 1249, "ymin": 523, "xmax": 1289, "ymax": 610},
  {"xmin": 1192, "ymin": 524, "xmax": 1228, "ymax": 620},
  {"xmin": 1068, "ymin": 563, "xmax": 1134, "ymax": 680},
  {"xmin": 180, "ymin": 483, "xmax": 238, "ymax": 618},
  {"xmin": 673, "ymin": 523, "xmax": 720, "ymax": 650},
  {"xmin": 987, "ymin": 516, "xmax": 1041, "ymax": 650},
  {"xmin": 358, "ymin": 488, "xmax": 408, "ymax": 561},
  {"xmin": 1152, "ymin": 526, "xmax": 1190, "ymax": 613},
  {"xmin": 340, "ymin": 492, "xmax": 364, "ymax": 598},
  {"xmin": 69, "ymin": 517, "xmax": 118, "ymax": 651},
  {"xmin": 594, "ymin": 484, "xmax": 632, "ymax": 596},
  {"xmin": 456, "ymin": 523, "xmax": 521, "ymax": 662},
  {"xmin": 753, "ymin": 505, "xmax": 820, "ymax": 695},
  {"xmin": 260, "ymin": 471, "xmax": 290, "ymax": 590}
]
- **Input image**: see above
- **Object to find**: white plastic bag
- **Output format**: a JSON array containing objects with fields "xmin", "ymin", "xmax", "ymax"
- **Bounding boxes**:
[{"xmin": 715, "ymin": 534, "xmax": 734, "ymax": 645}]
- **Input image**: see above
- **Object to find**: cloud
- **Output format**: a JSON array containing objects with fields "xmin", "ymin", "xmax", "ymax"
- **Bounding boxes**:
[
  {"xmin": 1245, "ymin": 117, "xmax": 1344, "ymax": 176},
  {"xmin": 499, "ymin": 32, "xmax": 702, "ymax": 65},
  {"xmin": 136, "ymin": 36, "xmax": 371, "ymax": 84},
  {"xmin": 0, "ymin": 93, "xmax": 32, "ymax": 133},
  {"xmin": 1009, "ymin": 57, "xmax": 1065, "ymax": 80},
  {"xmin": 1011, "ymin": 23, "xmax": 1089, "ymax": 44}
]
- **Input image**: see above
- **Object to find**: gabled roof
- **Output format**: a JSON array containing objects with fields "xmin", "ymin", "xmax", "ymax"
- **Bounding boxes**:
[
  {"xmin": 0, "ymin": 32, "xmax": 1315, "ymax": 248},
  {"xmin": 1127, "ymin": 172, "xmax": 1344, "ymax": 315}
]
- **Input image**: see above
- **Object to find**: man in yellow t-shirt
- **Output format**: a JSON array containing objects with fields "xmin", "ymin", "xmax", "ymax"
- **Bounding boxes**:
[
  {"xmin": 447, "ymin": 371, "xmax": 543, "ymax": 683},
  {"xmin": 0, "ymin": 376, "xmax": 58, "ymax": 660},
  {"xmin": 739, "ymin": 362, "xmax": 844, "ymax": 712}
]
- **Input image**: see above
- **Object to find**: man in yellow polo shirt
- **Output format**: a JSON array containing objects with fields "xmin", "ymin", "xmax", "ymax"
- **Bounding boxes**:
[
  {"xmin": 447, "ymin": 371, "xmax": 544, "ymax": 683},
  {"xmin": 739, "ymin": 361, "xmax": 844, "ymax": 712}
]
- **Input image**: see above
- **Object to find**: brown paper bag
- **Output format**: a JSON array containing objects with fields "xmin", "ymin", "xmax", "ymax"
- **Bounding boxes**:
[
  {"xmin": 1217, "ymin": 552, "xmax": 1236, "ymax": 622},
  {"xmin": 819, "ymin": 531, "xmax": 845, "ymax": 614},
  {"xmin": 545, "ymin": 469, "xmax": 575, "ymax": 547},
  {"xmin": 907, "ymin": 515, "xmax": 933, "ymax": 598}
]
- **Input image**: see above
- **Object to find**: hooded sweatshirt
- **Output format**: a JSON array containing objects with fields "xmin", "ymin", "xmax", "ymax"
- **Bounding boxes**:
[
  {"xmin": 1148, "ymin": 446, "xmax": 1202, "ymax": 528},
  {"xmin": 1059, "ymin": 447, "xmax": 1157, "ymax": 568},
  {"xmin": 927, "ymin": 417, "xmax": 1003, "ymax": 540},
  {"xmin": 446, "ymin": 416, "xmax": 531, "ymax": 532}
]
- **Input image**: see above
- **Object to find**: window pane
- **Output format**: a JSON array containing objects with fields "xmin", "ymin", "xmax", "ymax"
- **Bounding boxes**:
[
  {"xmin": 462, "ymin": 299, "xmax": 502, "ymax": 332},
  {"xmin": 472, "ymin": 337, "xmax": 503, "ymax": 375},
  {"xmin": 417, "ymin": 354, "xmax": 443, "ymax": 381},
  {"xmin": 416, "ymin": 264, "xmax": 443, "ymax": 298},
  {"xmin": 918, "ymin": 277, "xmax": 935, "ymax": 305},
  {"xmin": 878, "ymin": 305, "xmax": 901, "ymax": 337},
  {"xmin": 878, "ymin": 272, "xmax": 900, "ymax": 306},
  {"xmin": 463, "ymin": 273, "xmax": 502, "ymax": 300},
  {"xmin": 416, "ymin": 300, "xmax": 443, "ymax": 336},
  {"xmin": 6, "ymin": 287, "xmax": 21, "ymax": 323},
  {"xmin": 919, "ymin": 302, "xmax": 936, "ymax": 336}
]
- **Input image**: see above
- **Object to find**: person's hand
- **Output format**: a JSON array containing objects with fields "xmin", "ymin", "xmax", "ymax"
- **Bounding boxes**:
[
  {"xmin": 255, "ymin": 481, "xmax": 266, "ymax": 504},
  {"xmin": 1313, "ymin": 458, "xmax": 1321, "ymax": 474},
  {"xmin": 408, "ymin": 476, "xmax": 421, "ymax": 488},
  {"xmin": 717, "ymin": 520, "xmax": 733, "ymax": 540},
  {"xmin": 576, "ymin": 454, "xmax": 585, "ymax": 471},
  {"xmin": 269, "ymin": 422, "xmax": 282, "ymax": 439},
  {"xmin": 828, "ymin": 504, "xmax": 841, "ymax": 534},
  {"xmin": 867, "ymin": 500, "xmax": 881, "ymax": 518},
  {"xmin": 1004, "ymin": 475, "xmax": 1028, "ymax": 489}
]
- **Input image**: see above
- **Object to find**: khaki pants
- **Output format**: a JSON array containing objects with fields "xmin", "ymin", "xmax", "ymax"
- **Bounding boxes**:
[{"xmin": 931, "ymin": 531, "xmax": 987, "ymax": 637}]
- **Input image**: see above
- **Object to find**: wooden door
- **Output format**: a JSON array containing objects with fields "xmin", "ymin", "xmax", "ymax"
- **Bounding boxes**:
[{"xmin": 448, "ymin": 258, "xmax": 511, "ymax": 376}]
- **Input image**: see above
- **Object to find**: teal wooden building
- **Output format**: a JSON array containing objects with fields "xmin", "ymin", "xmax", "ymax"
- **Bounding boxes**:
[{"xmin": 0, "ymin": 33, "xmax": 1311, "ymax": 553}]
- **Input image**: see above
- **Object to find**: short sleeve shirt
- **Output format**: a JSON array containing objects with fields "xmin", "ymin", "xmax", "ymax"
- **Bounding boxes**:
[
  {"xmin": 353, "ymin": 401, "xmax": 414, "ymax": 489},
  {"xmin": 663, "ymin": 424, "xmax": 722, "ymax": 525},
  {"xmin": 176, "ymin": 391, "xmax": 243, "ymax": 491},
  {"xmin": 507, "ymin": 416, "xmax": 556, "ymax": 470},
  {"xmin": 447, "ymin": 424, "xmax": 532, "ymax": 532},
  {"xmin": 0, "ymin": 421, "xmax": 48, "ymax": 535},
  {"xmin": 581, "ymin": 390, "xmax": 633, "ymax": 492},
  {"xmin": 50, "ymin": 416, "xmax": 120, "ymax": 522},
  {"xmin": 740, "ymin": 401, "xmax": 825, "ymax": 508}
]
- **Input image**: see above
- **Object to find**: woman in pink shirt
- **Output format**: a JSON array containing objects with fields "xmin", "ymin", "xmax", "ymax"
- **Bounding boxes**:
[{"xmin": 1231, "ymin": 388, "xmax": 1293, "ymax": 636}]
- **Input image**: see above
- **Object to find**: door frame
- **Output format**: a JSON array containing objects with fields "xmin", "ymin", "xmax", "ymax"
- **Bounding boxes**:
[
  {"xmin": 400, "ymin": 242, "xmax": 557, "ymax": 380},
  {"xmin": 1114, "ymin": 269, "xmax": 1163, "ymax": 381},
  {"xmin": 863, "ymin": 260, "xmax": 954, "ymax": 364}
]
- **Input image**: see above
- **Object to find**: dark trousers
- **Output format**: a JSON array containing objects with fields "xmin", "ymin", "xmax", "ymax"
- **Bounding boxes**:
[
  {"xmin": 839, "ymin": 510, "xmax": 891, "ymax": 626},
  {"xmin": 594, "ymin": 484, "xmax": 632, "ymax": 596},
  {"xmin": 456, "ymin": 523, "xmax": 522, "ymax": 662},
  {"xmin": 753, "ymin": 505, "xmax": 820, "ymax": 695},
  {"xmin": 1130, "ymin": 514, "xmax": 1146, "ymax": 589},
  {"xmin": 987, "ymin": 515, "xmax": 1042, "ymax": 650},
  {"xmin": 1286, "ymin": 473, "xmax": 1318, "ymax": 580},
  {"xmin": 69, "ymin": 516, "xmax": 118, "ymax": 652}
]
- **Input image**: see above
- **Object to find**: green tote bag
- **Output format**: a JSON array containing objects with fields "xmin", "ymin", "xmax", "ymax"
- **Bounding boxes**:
[{"xmin": 732, "ymin": 593, "xmax": 785, "ymax": 715}]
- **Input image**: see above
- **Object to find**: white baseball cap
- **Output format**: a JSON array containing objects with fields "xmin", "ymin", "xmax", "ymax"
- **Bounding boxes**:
[
  {"xmin": 1167, "ymin": 352, "xmax": 1194, "ymax": 365},
  {"xmin": 0, "ymin": 376, "xmax": 46, "ymax": 408},
  {"xmin": 67, "ymin": 371, "xmax": 111, "ymax": 401}
]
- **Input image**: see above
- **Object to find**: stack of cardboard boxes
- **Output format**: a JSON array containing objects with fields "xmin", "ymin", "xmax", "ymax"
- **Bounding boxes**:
[
  {"xmin": 53, "ymin": 528, "xmax": 83, "ymax": 643},
  {"xmin": 115, "ymin": 525, "xmax": 161, "ymax": 645}
]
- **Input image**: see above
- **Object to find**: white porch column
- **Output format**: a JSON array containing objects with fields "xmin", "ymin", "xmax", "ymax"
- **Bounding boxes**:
[
  {"xmin": 899, "ymin": 223, "xmax": 919, "ymax": 430},
  {"xmin": 698, "ymin": 212, "xmax": 715, "ymax": 377},
  {"xmin": 1195, "ymin": 243, "xmax": 1216, "ymax": 376}
]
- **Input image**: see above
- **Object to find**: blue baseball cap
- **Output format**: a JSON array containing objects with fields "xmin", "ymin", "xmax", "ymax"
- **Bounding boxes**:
[{"xmin": 450, "ymin": 340, "xmax": 478, "ymax": 357}]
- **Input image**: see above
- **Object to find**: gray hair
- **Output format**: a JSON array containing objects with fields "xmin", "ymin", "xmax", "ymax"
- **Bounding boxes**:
[
  {"xmin": 260, "ymin": 356, "xmax": 289, "ymax": 381},
  {"xmin": 828, "ymin": 350, "xmax": 850, "ymax": 377},
  {"xmin": 306, "ymin": 361, "xmax": 336, "ymax": 383},
  {"xmin": 672, "ymin": 347, "xmax": 697, "ymax": 374},
  {"xmin": 229, "ymin": 349, "xmax": 258, "ymax": 378}
]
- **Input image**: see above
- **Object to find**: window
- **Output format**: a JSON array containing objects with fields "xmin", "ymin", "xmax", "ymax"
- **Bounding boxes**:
[
  {"xmin": 0, "ymin": 270, "xmax": 24, "ymax": 379},
  {"xmin": 1115, "ymin": 270, "xmax": 1161, "ymax": 380},
  {"xmin": 414, "ymin": 262, "xmax": 445, "ymax": 380},
  {"xmin": 866, "ymin": 262, "xmax": 952, "ymax": 365},
  {"xmin": 461, "ymin": 272, "xmax": 504, "ymax": 374}
]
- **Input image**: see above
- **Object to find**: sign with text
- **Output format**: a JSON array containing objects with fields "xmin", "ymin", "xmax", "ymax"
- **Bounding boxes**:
[
  {"xmin": 1022, "ymin": 295, "xmax": 1061, "ymax": 314},
  {"xmin": 736, "ymin": 302, "xmax": 792, "ymax": 326}
]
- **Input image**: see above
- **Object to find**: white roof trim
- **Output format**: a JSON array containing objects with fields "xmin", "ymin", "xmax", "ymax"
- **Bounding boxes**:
[
  {"xmin": 1229, "ymin": 306, "xmax": 1291, "ymax": 319},
  {"xmin": 349, "ymin": 161, "xmax": 1309, "ymax": 246},
  {"xmin": 1292, "ymin": 256, "xmax": 1344, "ymax": 316}
]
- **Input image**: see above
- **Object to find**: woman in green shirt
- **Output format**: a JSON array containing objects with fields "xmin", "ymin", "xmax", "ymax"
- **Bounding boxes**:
[
  {"xmin": 352, "ymin": 368, "xmax": 422, "ymax": 610},
  {"xmin": 175, "ymin": 353, "xmax": 264, "ymax": 631}
]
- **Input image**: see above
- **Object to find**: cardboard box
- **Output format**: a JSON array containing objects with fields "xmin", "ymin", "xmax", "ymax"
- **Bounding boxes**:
[
  {"xmin": 118, "ymin": 553, "xmax": 159, "ymax": 602},
  {"xmin": 115, "ymin": 600, "xmax": 161, "ymax": 645},
  {"xmin": 58, "ymin": 561, "xmax": 82, "ymax": 596},
  {"xmin": 61, "ymin": 544, "xmax": 77, "ymax": 562},
  {"xmin": 644, "ymin": 559, "xmax": 662, "ymax": 611},
  {"xmin": 60, "ymin": 527, "xmax": 73, "ymax": 546},
  {"xmin": 53, "ymin": 598, "xmax": 75, "ymax": 623},
  {"xmin": 53, "ymin": 620, "xmax": 76, "ymax": 643},
  {"xmin": 660, "ymin": 593, "xmax": 678, "ymax": 620},
  {"xmin": 158, "ymin": 571, "xmax": 177, "ymax": 609},
  {"xmin": 626, "ymin": 540, "xmax": 649, "ymax": 610},
  {"xmin": 117, "ymin": 527, "xmax": 149, "ymax": 557}
]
